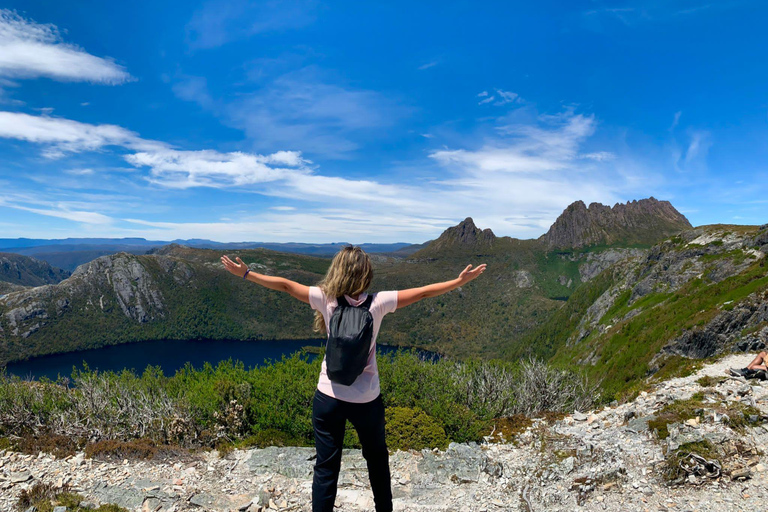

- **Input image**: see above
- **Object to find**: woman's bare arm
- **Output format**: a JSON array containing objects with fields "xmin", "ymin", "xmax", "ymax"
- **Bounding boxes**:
[
  {"xmin": 396, "ymin": 263, "xmax": 486, "ymax": 309},
  {"xmin": 221, "ymin": 255, "xmax": 310, "ymax": 304}
]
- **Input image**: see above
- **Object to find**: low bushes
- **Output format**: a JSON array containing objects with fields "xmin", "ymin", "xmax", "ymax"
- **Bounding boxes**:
[
  {"xmin": 385, "ymin": 407, "xmax": 448, "ymax": 451},
  {"xmin": 0, "ymin": 349, "xmax": 599, "ymax": 454}
]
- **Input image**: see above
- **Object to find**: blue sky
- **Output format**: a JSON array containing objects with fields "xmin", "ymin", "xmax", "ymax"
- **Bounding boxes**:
[{"xmin": 0, "ymin": 1, "xmax": 766, "ymax": 243}]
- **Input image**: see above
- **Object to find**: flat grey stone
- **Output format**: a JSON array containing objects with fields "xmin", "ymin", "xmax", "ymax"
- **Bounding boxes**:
[
  {"xmin": 245, "ymin": 446, "xmax": 316, "ymax": 479},
  {"xmin": 90, "ymin": 483, "xmax": 145, "ymax": 510},
  {"xmin": 627, "ymin": 415, "xmax": 656, "ymax": 432},
  {"xmin": 190, "ymin": 492, "xmax": 216, "ymax": 508},
  {"xmin": 10, "ymin": 470, "xmax": 32, "ymax": 483}
]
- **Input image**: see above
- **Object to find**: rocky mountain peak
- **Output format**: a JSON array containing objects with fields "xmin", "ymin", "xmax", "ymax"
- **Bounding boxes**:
[
  {"xmin": 427, "ymin": 217, "xmax": 496, "ymax": 252},
  {"xmin": 542, "ymin": 197, "xmax": 692, "ymax": 250}
]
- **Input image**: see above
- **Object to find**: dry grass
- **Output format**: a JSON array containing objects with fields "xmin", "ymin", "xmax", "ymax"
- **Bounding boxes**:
[{"xmin": 85, "ymin": 438, "xmax": 191, "ymax": 462}]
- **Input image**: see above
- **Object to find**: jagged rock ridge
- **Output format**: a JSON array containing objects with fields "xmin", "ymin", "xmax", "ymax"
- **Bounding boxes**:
[{"xmin": 542, "ymin": 197, "xmax": 692, "ymax": 250}]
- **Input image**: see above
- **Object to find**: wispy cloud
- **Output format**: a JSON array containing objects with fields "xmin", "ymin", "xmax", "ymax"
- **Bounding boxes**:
[
  {"xmin": 64, "ymin": 168, "xmax": 95, "ymax": 176},
  {"xmin": 667, "ymin": 111, "xmax": 712, "ymax": 173},
  {"xmin": 478, "ymin": 89, "xmax": 520, "ymax": 106},
  {"xmin": 418, "ymin": 61, "xmax": 438, "ymax": 70},
  {"xmin": 583, "ymin": 1, "xmax": 735, "ymax": 28},
  {"xmin": 0, "ymin": 10, "xmax": 132, "ymax": 85},
  {"xmin": 0, "ymin": 111, "xmax": 164, "ymax": 158},
  {"xmin": 175, "ymin": 67, "xmax": 410, "ymax": 158},
  {"xmin": 186, "ymin": 0, "xmax": 319, "ymax": 49},
  {"xmin": 0, "ymin": 191, "xmax": 115, "ymax": 225}
]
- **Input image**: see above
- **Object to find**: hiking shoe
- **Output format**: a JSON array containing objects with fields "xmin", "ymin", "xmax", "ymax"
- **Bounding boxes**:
[
  {"xmin": 729, "ymin": 368, "xmax": 748, "ymax": 377},
  {"xmin": 755, "ymin": 370, "xmax": 768, "ymax": 381}
]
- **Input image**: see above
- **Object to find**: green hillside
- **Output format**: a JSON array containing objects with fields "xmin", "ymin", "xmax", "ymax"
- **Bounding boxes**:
[{"xmin": 522, "ymin": 224, "xmax": 768, "ymax": 400}]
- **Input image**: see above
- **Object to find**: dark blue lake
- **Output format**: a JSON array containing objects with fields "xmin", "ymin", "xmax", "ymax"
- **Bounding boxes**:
[{"xmin": 2, "ymin": 339, "xmax": 428, "ymax": 383}]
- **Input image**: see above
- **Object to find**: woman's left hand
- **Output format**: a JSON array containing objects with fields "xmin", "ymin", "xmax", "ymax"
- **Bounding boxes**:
[
  {"xmin": 221, "ymin": 255, "xmax": 249, "ymax": 277},
  {"xmin": 458, "ymin": 263, "xmax": 487, "ymax": 283}
]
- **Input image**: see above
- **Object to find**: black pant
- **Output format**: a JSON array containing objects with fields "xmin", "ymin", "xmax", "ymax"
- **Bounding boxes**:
[{"xmin": 312, "ymin": 389, "xmax": 392, "ymax": 512}]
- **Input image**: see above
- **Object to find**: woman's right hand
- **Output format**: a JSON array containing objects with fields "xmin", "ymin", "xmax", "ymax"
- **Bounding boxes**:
[{"xmin": 221, "ymin": 255, "xmax": 248, "ymax": 277}]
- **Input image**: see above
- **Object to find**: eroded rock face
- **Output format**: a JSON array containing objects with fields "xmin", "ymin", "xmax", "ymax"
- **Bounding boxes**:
[
  {"xmin": 578, "ymin": 249, "xmax": 646, "ymax": 282},
  {"xmin": 514, "ymin": 270, "xmax": 534, "ymax": 288},
  {"xmin": 567, "ymin": 226, "xmax": 768, "ymax": 362},
  {"xmin": 542, "ymin": 197, "xmax": 691, "ymax": 250},
  {"xmin": 71, "ymin": 254, "xmax": 166, "ymax": 324},
  {"xmin": 662, "ymin": 291, "xmax": 768, "ymax": 359},
  {"xmin": 0, "ymin": 254, "xmax": 170, "ymax": 351},
  {"xmin": 2, "ymin": 285, "xmax": 56, "ymax": 337}
]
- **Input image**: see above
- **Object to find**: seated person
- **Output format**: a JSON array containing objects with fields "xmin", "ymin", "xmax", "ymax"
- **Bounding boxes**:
[{"xmin": 729, "ymin": 351, "xmax": 768, "ymax": 379}]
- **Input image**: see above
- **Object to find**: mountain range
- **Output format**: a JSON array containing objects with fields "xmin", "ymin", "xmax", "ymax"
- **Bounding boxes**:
[
  {"xmin": 0, "ymin": 239, "xmax": 419, "ymax": 271},
  {"xmin": 3, "ymin": 197, "xmax": 765, "ymax": 399}
]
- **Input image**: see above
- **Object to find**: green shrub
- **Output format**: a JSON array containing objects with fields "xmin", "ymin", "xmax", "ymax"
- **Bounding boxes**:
[
  {"xmin": 0, "ymin": 349, "xmax": 595, "ymax": 452},
  {"xmin": 385, "ymin": 407, "xmax": 448, "ymax": 451}
]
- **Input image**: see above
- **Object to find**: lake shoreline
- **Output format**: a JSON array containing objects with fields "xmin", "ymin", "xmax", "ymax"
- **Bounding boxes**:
[{"xmin": 1, "ymin": 337, "xmax": 438, "ymax": 382}]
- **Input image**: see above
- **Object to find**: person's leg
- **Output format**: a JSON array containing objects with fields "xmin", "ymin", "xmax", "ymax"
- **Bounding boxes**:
[
  {"xmin": 747, "ymin": 351, "xmax": 768, "ymax": 371},
  {"xmin": 348, "ymin": 394, "xmax": 392, "ymax": 512},
  {"xmin": 312, "ymin": 390, "xmax": 347, "ymax": 512}
]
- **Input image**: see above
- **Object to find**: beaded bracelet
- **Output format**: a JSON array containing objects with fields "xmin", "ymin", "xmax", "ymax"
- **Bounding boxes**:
[{"xmin": 243, "ymin": 269, "xmax": 251, "ymax": 279}]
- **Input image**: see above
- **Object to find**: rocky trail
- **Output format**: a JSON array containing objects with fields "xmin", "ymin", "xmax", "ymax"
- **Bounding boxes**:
[{"xmin": 2, "ymin": 354, "xmax": 768, "ymax": 512}]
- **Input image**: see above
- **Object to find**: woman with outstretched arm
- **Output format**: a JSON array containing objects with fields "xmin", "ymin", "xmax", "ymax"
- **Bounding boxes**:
[{"xmin": 221, "ymin": 246, "xmax": 486, "ymax": 512}]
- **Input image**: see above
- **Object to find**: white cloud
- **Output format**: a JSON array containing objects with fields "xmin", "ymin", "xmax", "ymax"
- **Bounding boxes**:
[
  {"xmin": 186, "ymin": 0, "xmax": 318, "ymax": 49},
  {"xmin": 683, "ymin": 130, "xmax": 711, "ymax": 166},
  {"xmin": 0, "ymin": 111, "xmax": 164, "ymax": 158},
  {"xmin": 494, "ymin": 89, "xmax": 519, "ymax": 105},
  {"xmin": 64, "ymin": 168, "xmax": 95, "ymax": 176},
  {"xmin": 0, "ymin": 9, "xmax": 132, "ymax": 84},
  {"xmin": 418, "ymin": 61, "xmax": 438, "ymax": 70},
  {"xmin": 581, "ymin": 151, "xmax": 615, "ymax": 161},
  {"xmin": 2, "ymin": 199, "xmax": 113, "ymax": 224},
  {"xmin": 478, "ymin": 89, "xmax": 520, "ymax": 106},
  {"xmin": 125, "ymin": 148, "xmax": 308, "ymax": 189},
  {"xmin": 670, "ymin": 110, "xmax": 682, "ymax": 130}
]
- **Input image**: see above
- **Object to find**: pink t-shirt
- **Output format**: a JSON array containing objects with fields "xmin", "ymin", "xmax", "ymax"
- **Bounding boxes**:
[{"xmin": 309, "ymin": 286, "xmax": 398, "ymax": 403}]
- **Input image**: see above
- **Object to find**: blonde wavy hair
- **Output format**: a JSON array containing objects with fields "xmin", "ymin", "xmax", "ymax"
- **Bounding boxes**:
[{"xmin": 313, "ymin": 245, "xmax": 373, "ymax": 333}]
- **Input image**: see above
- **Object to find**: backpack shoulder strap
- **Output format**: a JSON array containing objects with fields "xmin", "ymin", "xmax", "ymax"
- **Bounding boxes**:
[
  {"xmin": 362, "ymin": 293, "xmax": 374, "ymax": 309},
  {"xmin": 336, "ymin": 295, "xmax": 349, "ymax": 307}
]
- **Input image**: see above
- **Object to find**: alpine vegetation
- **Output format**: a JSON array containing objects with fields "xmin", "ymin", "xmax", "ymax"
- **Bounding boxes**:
[{"xmin": 0, "ymin": 351, "xmax": 598, "ymax": 453}]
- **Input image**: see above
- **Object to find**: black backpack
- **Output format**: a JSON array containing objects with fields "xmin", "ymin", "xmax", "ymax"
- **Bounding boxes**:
[{"xmin": 325, "ymin": 295, "xmax": 374, "ymax": 386}]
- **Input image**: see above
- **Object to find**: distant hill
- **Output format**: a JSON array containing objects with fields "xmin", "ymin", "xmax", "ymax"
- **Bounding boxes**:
[
  {"xmin": 0, "ymin": 238, "xmax": 419, "ymax": 271},
  {"xmin": 541, "ymin": 197, "xmax": 691, "ymax": 250},
  {"xmin": 0, "ymin": 252, "xmax": 70, "ymax": 287}
]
